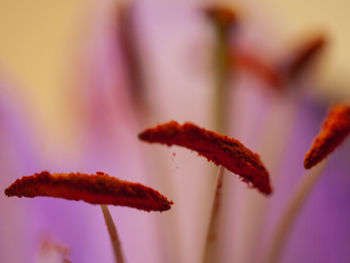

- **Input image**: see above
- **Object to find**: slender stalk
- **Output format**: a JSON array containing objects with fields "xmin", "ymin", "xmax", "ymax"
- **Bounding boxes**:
[
  {"xmin": 263, "ymin": 160, "xmax": 328, "ymax": 263},
  {"xmin": 203, "ymin": 8, "xmax": 233, "ymax": 262},
  {"xmin": 203, "ymin": 166, "xmax": 225, "ymax": 263},
  {"xmin": 100, "ymin": 205, "xmax": 125, "ymax": 263}
]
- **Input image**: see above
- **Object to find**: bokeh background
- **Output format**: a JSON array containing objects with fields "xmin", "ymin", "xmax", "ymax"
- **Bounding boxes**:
[{"xmin": 0, "ymin": 0, "xmax": 349, "ymax": 263}]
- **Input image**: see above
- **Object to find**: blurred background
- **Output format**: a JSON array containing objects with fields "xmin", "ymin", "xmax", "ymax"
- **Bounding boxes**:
[{"xmin": 0, "ymin": 0, "xmax": 349, "ymax": 263}]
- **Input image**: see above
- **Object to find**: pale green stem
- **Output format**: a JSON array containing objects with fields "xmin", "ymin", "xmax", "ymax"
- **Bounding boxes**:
[
  {"xmin": 214, "ymin": 24, "xmax": 231, "ymax": 134},
  {"xmin": 100, "ymin": 205, "xmax": 125, "ymax": 263},
  {"xmin": 263, "ymin": 160, "xmax": 328, "ymax": 263}
]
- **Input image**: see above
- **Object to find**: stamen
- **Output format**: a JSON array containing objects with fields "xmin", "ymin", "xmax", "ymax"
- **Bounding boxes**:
[
  {"xmin": 304, "ymin": 104, "xmax": 350, "ymax": 169},
  {"xmin": 139, "ymin": 121, "xmax": 272, "ymax": 195},
  {"xmin": 4, "ymin": 171, "xmax": 173, "ymax": 212}
]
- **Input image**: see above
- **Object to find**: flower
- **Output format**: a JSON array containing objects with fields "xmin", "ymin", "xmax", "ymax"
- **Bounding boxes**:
[{"xmin": 0, "ymin": 1, "xmax": 350, "ymax": 263}]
